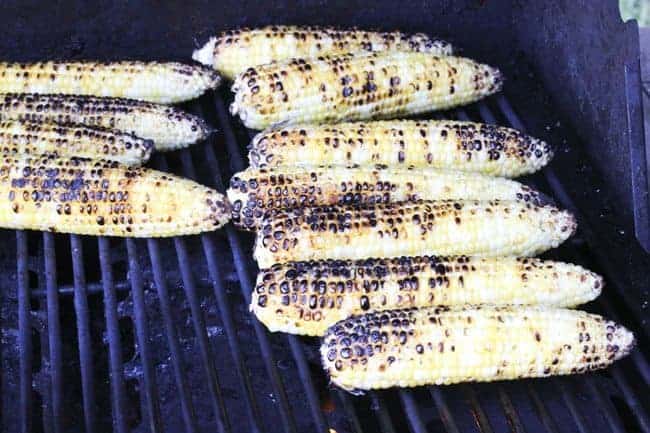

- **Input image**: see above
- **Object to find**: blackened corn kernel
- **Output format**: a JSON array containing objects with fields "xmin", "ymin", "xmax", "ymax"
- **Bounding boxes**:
[{"xmin": 321, "ymin": 306, "xmax": 635, "ymax": 393}]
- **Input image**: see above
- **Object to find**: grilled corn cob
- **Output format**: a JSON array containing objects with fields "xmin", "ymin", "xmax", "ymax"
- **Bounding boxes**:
[
  {"xmin": 231, "ymin": 52, "xmax": 502, "ymax": 129},
  {"xmin": 0, "ymin": 154, "xmax": 230, "ymax": 237},
  {"xmin": 249, "ymin": 120, "xmax": 552, "ymax": 177},
  {"xmin": 321, "ymin": 306, "xmax": 635, "ymax": 393},
  {"xmin": 229, "ymin": 166, "xmax": 543, "ymax": 230},
  {"xmin": 0, "ymin": 62, "xmax": 220, "ymax": 103},
  {"xmin": 193, "ymin": 25, "xmax": 453, "ymax": 79},
  {"xmin": 254, "ymin": 200, "xmax": 576, "ymax": 267},
  {"xmin": 0, "ymin": 120, "xmax": 152, "ymax": 166},
  {"xmin": 251, "ymin": 257, "xmax": 603, "ymax": 336},
  {"xmin": 0, "ymin": 94, "xmax": 210, "ymax": 151}
]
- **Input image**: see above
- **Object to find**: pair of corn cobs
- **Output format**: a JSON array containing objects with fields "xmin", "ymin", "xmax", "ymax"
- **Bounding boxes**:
[{"xmin": 192, "ymin": 25, "xmax": 634, "ymax": 393}]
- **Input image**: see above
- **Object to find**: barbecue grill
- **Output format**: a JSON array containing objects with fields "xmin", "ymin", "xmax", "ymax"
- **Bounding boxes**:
[{"xmin": 1, "ymin": 1, "xmax": 648, "ymax": 432}]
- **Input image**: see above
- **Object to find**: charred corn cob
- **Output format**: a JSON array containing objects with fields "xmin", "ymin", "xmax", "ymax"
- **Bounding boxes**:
[
  {"xmin": 321, "ymin": 306, "xmax": 635, "ymax": 393},
  {"xmin": 0, "ymin": 94, "xmax": 211, "ymax": 151},
  {"xmin": 229, "ymin": 166, "xmax": 543, "ymax": 230},
  {"xmin": 0, "ymin": 120, "xmax": 152, "ymax": 166},
  {"xmin": 0, "ymin": 62, "xmax": 220, "ymax": 104},
  {"xmin": 254, "ymin": 200, "xmax": 576, "ymax": 267},
  {"xmin": 193, "ymin": 25, "xmax": 453, "ymax": 79},
  {"xmin": 249, "ymin": 120, "xmax": 552, "ymax": 178},
  {"xmin": 231, "ymin": 52, "xmax": 502, "ymax": 129},
  {"xmin": 251, "ymin": 257, "xmax": 603, "ymax": 336},
  {"xmin": 0, "ymin": 154, "xmax": 230, "ymax": 237}
]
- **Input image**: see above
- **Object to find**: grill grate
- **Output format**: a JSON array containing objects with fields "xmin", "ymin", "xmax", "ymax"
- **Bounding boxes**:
[{"xmin": 1, "ymin": 89, "xmax": 648, "ymax": 433}]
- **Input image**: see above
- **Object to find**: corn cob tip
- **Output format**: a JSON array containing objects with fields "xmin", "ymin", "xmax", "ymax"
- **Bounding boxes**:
[
  {"xmin": 607, "ymin": 322, "xmax": 636, "ymax": 361},
  {"xmin": 547, "ymin": 208, "xmax": 578, "ymax": 245},
  {"xmin": 193, "ymin": 38, "xmax": 217, "ymax": 67}
]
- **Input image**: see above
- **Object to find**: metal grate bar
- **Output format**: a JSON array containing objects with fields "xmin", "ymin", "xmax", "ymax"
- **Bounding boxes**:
[
  {"xmin": 461, "ymin": 385, "xmax": 495, "ymax": 433},
  {"xmin": 69, "ymin": 235, "xmax": 97, "ymax": 433},
  {"xmin": 173, "ymin": 141, "xmax": 238, "ymax": 433},
  {"xmin": 494, "ymin": 95, "xmax": 648, "ymax": 338},
  {"xmin": 97, "ymin": 237, "xmax": 129, "ymax": 433},
  {"xmin": 125, "ymin": 239, "xmax": 162, "ymax": 433},
  {"xmin": 285, "ymin": 334, "xmax": 329, "ymax": 432},
  {"xmin": 496, "ymin": 387, "xmax": 527, "ymax": 433},
  {"xmin": 191, "ymin": 153, "xmax": 267, "ymax": 432},
  {"xmin": 146, "ymin": 239, "xmax": 199, "ymax": 433},
  {"xmin": 553, "ymin": 380, "xmax": 588, "ymax": 433},
  {"xmin": 43, "ymin": 233, "xmax": 63, "ymax": 433},
  {"xmin": 398, "ymin": 390, "xmax": 428, "ymax": 433},
  {"xmin": 525, "ymin": 384, "xmax": 560, "ymax": 433},
  {"xmin": 210, "ymin": 94, "xmax": 298, "ymax": 433},
  {"xmin": 490, "ymin": 95, "xmax": 650, "ymax": 432},
  {"xmin": 429, "ymin": 387, "xmax": 462, "ymax": 433},
  {"xmin": 173, "ymin": 236, "xmax": 231, "ymax": 433},
  {"xmin": 473, "ymin": 99, "xmax": 633, "ymax": 433},
  {"xmin": 335, "ymin": 390, "xmax": 364, "ymax": 433},
  {"xmin": 216, "ymin": 95, "xmax": 331, "ymax": 433},
  {"xmin": 369, "ymin": 392, "xmax": 397, "ymax": 433},
  {"xmin": 178, "ymin": 137, "xmax": 267, "ymax": 432},
  {"xmin": 581, "ymin": 377, "xmax": 626, "ymax": 433},
  {"xmin": 16, "ymin": 231, "xmax": 32, "ymax": 433}
]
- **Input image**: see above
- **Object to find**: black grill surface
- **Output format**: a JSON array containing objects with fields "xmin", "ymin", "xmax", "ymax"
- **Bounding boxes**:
[
  {"xmin": 0, "ymin": 1, "xmax": 649, "ymax": 432},
  {"xmin": 0, "ymin": 90, "xmax": 648, "ymax": 433}
]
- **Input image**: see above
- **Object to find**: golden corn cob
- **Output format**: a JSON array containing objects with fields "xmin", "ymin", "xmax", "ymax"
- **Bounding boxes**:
[
  {"xmin": 0, "ymin": 61, "xmax": 220, "ymax": 104},
  {"xmin": 321, "ymin": 306, "xmax": 635, "ymax": 393},
  {"xmin": 0, "ymin": 94, "xmax": 211, "ymax": 151},
  {"xmin": 251, "ymin": 257, "xmax": 603, "ymax": 336},
  {"xmin": 254, "ymin": 200, "xmax": 576, "ymax": 268},
  {"xmin": 249, "ymin": 120, "xmax": 553, "ymax": 178},
  {"xmin": 230, "ymin": 52, "xmax": 502, "ymax": 129},
  {"xmin": 0, "ymin": 120, "xmax": 153, "ymax": 166},
  {"xmin": 229, "ymin": 166, "xmax": 544, "ymax": 230},
  {"xmin": 0, "ymin": 154, "xmax": 230, "ymax": 237},
  {"xmin": 193, "ymin": 25, "xmax": 453, "ymax": 79}
]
